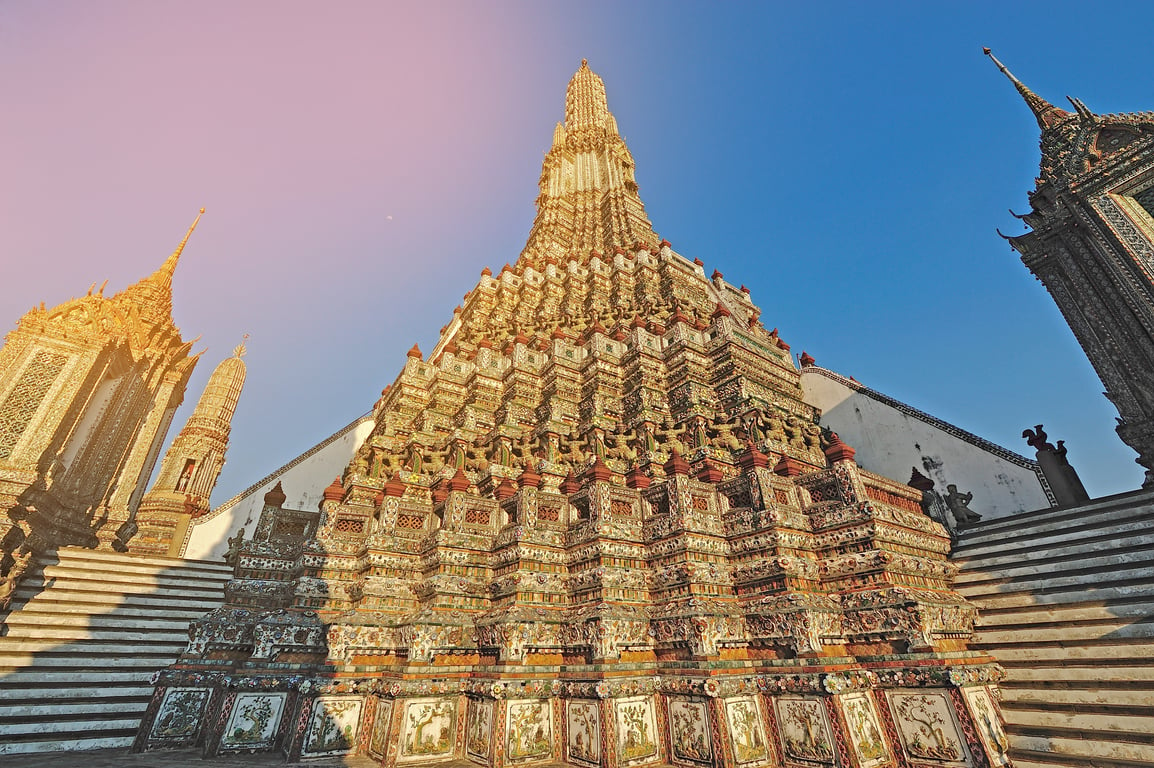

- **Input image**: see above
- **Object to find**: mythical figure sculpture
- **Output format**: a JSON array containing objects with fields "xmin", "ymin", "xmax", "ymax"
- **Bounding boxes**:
[{"xmin": 944, "ymin": 484, "xmax": 982, "ymax": 525}]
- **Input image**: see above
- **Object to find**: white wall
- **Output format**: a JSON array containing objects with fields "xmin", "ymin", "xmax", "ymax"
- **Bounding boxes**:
[
  {"xmin": 801, "ymin": 368, "xmax": 1051, "ymax": 520},
  {"xmin": 181, "ymin": 415, "xmax": 375, "ymax": 560}
]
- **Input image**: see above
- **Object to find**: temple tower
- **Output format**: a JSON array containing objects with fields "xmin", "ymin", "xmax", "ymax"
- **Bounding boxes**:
[
  {"xmin": 139, "ymin": 65, "xmax": 1010, "ymax": 768},
  {"xmin": 134, "ymin": 338, "xmax": 247, "ymax": 556},
  {"xmin": 0, "ymin": 211, "xmax": 204, "ymax": 586},
  {"xmin": 987, "ymin": 49, "xmax": 1154, "ymax": 486}
]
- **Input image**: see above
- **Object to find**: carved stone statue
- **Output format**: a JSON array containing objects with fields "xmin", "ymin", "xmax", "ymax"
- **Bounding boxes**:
[
  {"xmin": 944, "ymin": 484, "xmax": 982, "ymax": 525},
  {"xmin": 1023, "ymin": 424, "xmax": 1090, "ymax": 506},
  {"xmin": 223, "ymin": 527, "xmax": 246, "ymax": 566}
]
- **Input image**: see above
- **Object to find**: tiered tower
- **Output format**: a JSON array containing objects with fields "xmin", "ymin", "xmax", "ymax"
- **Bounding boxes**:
[
  {"xmin": 0, "ymin": 211, "xmax": 205, "ymax": 588},
  {"xmin": 135, "ymin": 339, "xmax": 248, "ymax": 556},
  {"xmin": 987, "ymin": 49, "xmax": 1154, "ymax": 487},
  {"xmin": 139, "ymin": 65, "xmax": 1011, "ymax": 768}
]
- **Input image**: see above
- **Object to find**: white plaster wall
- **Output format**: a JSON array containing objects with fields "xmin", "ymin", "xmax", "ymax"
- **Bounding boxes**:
[
  {"xmin": 182, "ymin": 416, "xmax": 375, "ymax": 560},
  {"xmin": 801, "ymin": 369, "xmax": 1050, "ymax": 520}
]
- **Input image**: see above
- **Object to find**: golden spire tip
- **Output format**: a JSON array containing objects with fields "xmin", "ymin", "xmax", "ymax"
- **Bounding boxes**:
[{"xmin": 233, "ymin": 333, "xmax": 248, "ymax": 358}]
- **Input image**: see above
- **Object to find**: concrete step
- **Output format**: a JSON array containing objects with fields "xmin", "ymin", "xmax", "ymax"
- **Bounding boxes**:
[
  {"xmin": 1002, "ymin": 705, "xmax": 1154, "ymax": 734},
  {"xmin": 0, "ymin": 714, "xmax": 143, "ymax": 737},
  {"xmin": 0, "ymin": 734, "xmax": 135, "ymax": 755},
  {"xmin": 2, "ymin": 608, "xmax": 203, "ymax": 631},
  {"xmin": 974, "ymin": 643, "xmax": 1154, "ymax": 663},
  {"xmin": 954, "ymin": 514, "xmax": 1154, "ymax": 564},
  {"xmin": 975, "ymin": 619, "xmax": 1154, "ymax": 645},
  {"xmin": 0, "ymin": 683, "xmax": 153, "ymax": 702},
  {"xmin": 51, "ymin": 546, "xmax": 233, "ymax": 574},
  {"xmin": 1001, "ymin": 665, "xmax": 1154, "ymax": 684},
  {"xmin": 1011, "ymin": 747, "xmax": 1154, "ymax": 768},
  {"xmin": 960, "ymin": 582, "xmax": 1154, "ymax": 610},
  {"xmin": 956, "ymin": 547, "xmax": 1154, "ymax": 587},
  {"xmin": 0, "ymin": 697, "xmax": 149, "ymax": 719},
  {"xmin": 1003, "ymin": 686, "xmax": 1154, "ymax": 708},
  {"xmin": 956, "ymin": 532, "xmax": 1154, "ymax": 575},
  {"xmin": 0, "ymin": 668, "xmax": 157, "ymax": 686},
  {"xmin": 31, "ymin": 564, "xmax": 231, "ymax": 591},
  {"xmin": 1010, "ymin": 730, "xmax": 1154, "ymax": 765},
  {"xmin": 0, "ymin": 625, "xmax": 190, "ymax": 643},
  {"xmin": 11, "ymin": 588, "xmax": 222, "ymax": 611},
  {"xmin": 955, "ymin": 491, "xmax": 1154, "ymax": 543},
  {"xmin": 971, "ymin": 598, "xmax": 1154, "ymax": 626},
  {"xmin": 0, "ymin": 649, "xmax": 181, "ymax": 668},
  {"xmin": 0, "ymin": 631, "xmax": 182, "ymax": 650},
  {"xmin": 6, "ymin": 599, "xmax": 217, "ymax": 620}
]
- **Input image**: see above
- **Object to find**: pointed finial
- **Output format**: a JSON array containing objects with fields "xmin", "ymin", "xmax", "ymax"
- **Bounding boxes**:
[
  {"xmin": 1066, "ymin": 96, "xmax": 1094, "ymax": 119},
  {"xmin": 983, "ymin": 48, "xmax": 1070, "ymax": 130},
  {"xmin": 233, "ymin": 333, "xmax": 249, "ymax": 358},
  {"xmin": 156, "ymin": 207, "xmax": 206, "ymax": 284},
  {"xmin": 565, "ymin": 58, "xmax": 611, "ymax": 131},
  {"xmin": 174, "ymin": 208, "xmax": 206, "ymax": 259}
]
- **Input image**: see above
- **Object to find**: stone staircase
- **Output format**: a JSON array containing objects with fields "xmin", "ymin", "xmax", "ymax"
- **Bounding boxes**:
[
  {"xmin": 952, "ymin": 489, "xmax": 1154, "ymax": 768},
  {"xmin": 0, "ymin": 547, "xmax": 231, "ymax": 755}
]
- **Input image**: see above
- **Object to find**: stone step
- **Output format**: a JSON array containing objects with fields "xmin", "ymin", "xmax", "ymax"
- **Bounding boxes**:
[
  {"xmin": 0, "ymin": 667, "xmax": 166, "ymax": 688},
  {"xmin": 1002, "ymin": 665, "xmax": 1154, "ymax": 683},
  {"xmin": 955, "ymin": 490, "xmax": 1154, "ymax": 541},
  {"xmin": 1003, "ymin": 686, "xmax": 1154, "ymax": 708},
  {"xmin": 0, "ymin": 714, "xmax": 143, "ymax": 737},
  {"xmin": 8, "ymin": 598, "xmax": 217, "ymax": 619},
  {"xmin": 0, "ymin": 625, "xmax": 190, "ymax": 643},
  {"xmin": 0, "ymin": 697, "xmax": 149, "ymax": 720},
  {"xmin": 975, "ymin": 619, "xmax": 1154, "ymax": 645},
  {"xmin": 954, "ymin": 514, "xmax": 1154, "ymax": 563},
  {"xmin": 971, "ymin": 598, "xmax": 1154, "ymax": 626},
  {"xmin": 51, "ymin": 546, "xmax": 233, "ymax": 574},
  {"xmin": 0, "ymin": 683, "xmax": 153, "ymax": 702},
  {"xmin": 956, "ymin": 532, "xmax": 1154, "ymax": 575},
  {"xmin": 11, "ymin": 587, "xmax": 222, "ymax": 610},
  {"xmin": 2, "ymin": 608, "xmax": 203, "ymax": 631},
  {"xmin": 32, "ymin": 564, "xmax": 231, "ymax": 592},
  {"xmin": 1010, "ymin": 747, "xmax": 1154, "ymax": 768},
  {"xmin": 1010, "ymin": 729, "xmax": 1154, "ymax": 764},
  {"xmin": 974, "ymin": 643, "xmax": 1154, "ymax": 664},
  {"xmin": 0, "ymin": 649, "xmax": 181, "ymax": 667},
  {"xmin": 0, "ymin": 637, "xmax": 184, "ymax": 655},
  {"xmin": 956, "ymin": 547, "xmax": 1154, "ymax": 587},
  {"xmin": 959, "ymin": 582, "xmax": 1154, "ymax": 610},
  {"xmin": 0, "ymin": 734, "xmax": 135, "ymax": 755}
]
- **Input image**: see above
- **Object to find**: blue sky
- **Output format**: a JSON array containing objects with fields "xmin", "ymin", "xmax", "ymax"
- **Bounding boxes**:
[{"xmin": 1, "ymin": 1, "xmax": 1150, "ymax": 501}]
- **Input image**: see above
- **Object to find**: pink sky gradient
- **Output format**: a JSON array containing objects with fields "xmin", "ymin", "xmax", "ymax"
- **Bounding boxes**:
[{"xmin": 2, "ymin": 2, "xmax": 1149, "ymax": 505}]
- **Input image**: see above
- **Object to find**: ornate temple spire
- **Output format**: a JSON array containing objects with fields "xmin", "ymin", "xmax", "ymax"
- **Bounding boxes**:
[
  {"xmin": 983, "ymin": 48, "xmax": 1071, "ymax": 130},
  {"xmin": 117, "ymin": 208, "xmax": 205, "ymax": 326},
  {"xmin": 518, "ymin": 61, "xmax": 658, "ymax": 267},
  {"xmin": 565, "ymin": 59, "xmax": 613, "ymax": 131},
  {"xmin": 138, "ymin": 334, "xmax": 247, "ymax": 545}
]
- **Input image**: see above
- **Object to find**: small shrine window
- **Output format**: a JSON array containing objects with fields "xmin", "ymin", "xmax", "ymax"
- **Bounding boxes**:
[{"xmin": 176, "ymin": 459, "xmax": 195, "ymax": 492}]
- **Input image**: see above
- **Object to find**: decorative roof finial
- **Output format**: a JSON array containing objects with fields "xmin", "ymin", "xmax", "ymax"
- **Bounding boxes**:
[
  {"xmin": 233, "ymin": 333, "xmax": 249, "ymax": 358},
  {"xmin": 115, "ymin": 207, "xmax": 206, "ymax": 325},
  {"xmin": 983, "ymin": 48, "xmax": 1070, "ymax": 130},
  {"xmin": 155, "ymin": 207, "xmax": 206, "ymax": 285}
]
